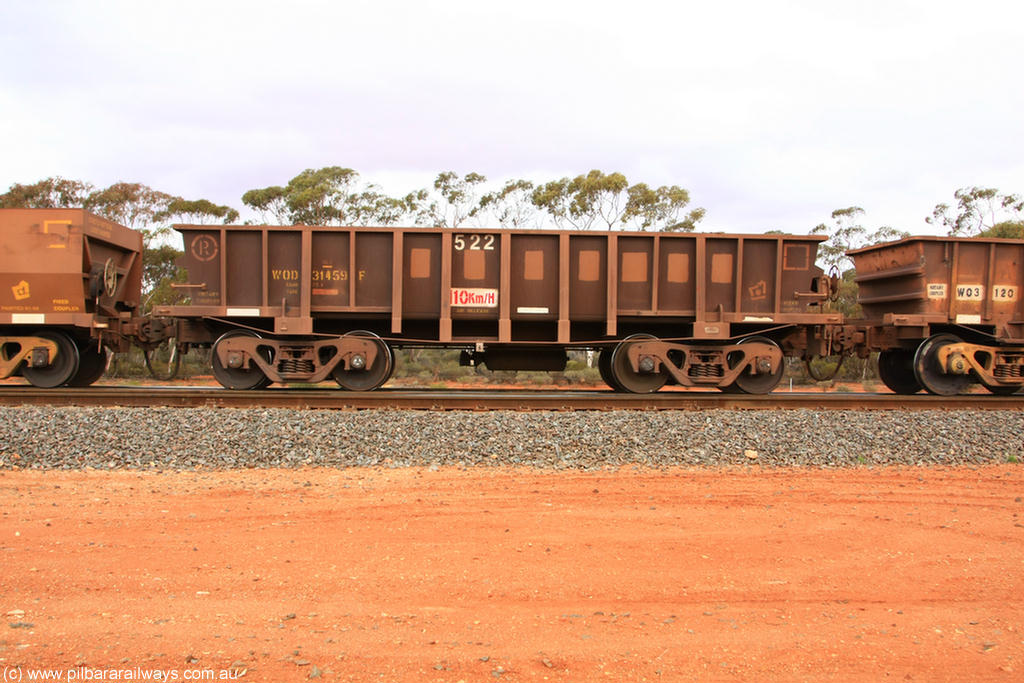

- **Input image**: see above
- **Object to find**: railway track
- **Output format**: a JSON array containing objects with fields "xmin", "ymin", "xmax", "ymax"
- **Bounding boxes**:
[{"xmin": 0, "ymin": 385, "xmax": 1022, "ymax": 410}]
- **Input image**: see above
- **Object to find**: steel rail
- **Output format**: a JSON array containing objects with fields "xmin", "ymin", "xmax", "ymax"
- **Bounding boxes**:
[{"xmin": 0, "ymin": 386, "xmax": 1021, "ymax": 410}]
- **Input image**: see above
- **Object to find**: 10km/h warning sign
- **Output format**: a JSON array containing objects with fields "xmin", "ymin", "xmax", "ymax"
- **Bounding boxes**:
[{"xmin": 450, "ymin": 288, "xmax": 498, "ymax": 307}]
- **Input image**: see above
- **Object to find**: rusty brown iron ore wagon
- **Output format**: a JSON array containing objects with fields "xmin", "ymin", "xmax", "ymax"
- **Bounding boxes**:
[
  {"xmin": 3, "ymin": 208, "xmax": 1022, "ymax": 396},
  {"xmin": 0, "ymin": 209, "xmax": 147, "ymax": 387},
  {"xmin": 849, "ymin": 236, "xmax": 1024, "ymax": 396},
  {"xmin": 153, "ymin": 223, "xmax": 841, "ymax": 392}
]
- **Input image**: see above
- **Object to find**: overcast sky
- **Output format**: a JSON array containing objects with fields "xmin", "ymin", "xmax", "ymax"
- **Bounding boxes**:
[{"xmin": 2, "ymin": 0, "xmax": 1021, "ymax": 234}]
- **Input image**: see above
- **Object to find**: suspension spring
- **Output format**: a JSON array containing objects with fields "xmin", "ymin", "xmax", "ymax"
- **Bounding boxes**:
[
  {"xmin": 688, "ymin": 364, "xmax": 724, "ymax": 378},
  {"xmin": 278, "ymin": 358, "xmax": 315, "ymax": 375},
  {"xmin": 994, "ymin": 364, "xmax": 1024, "ymax": 379}
]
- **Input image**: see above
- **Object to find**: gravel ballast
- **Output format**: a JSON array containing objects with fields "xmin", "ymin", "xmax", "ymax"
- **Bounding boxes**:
[{"xmin": 1, "ymin": 406, "xmax": 1022, "ymax": 469}]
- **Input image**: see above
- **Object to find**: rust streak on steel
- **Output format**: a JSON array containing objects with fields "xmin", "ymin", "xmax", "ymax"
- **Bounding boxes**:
[{"xmin": 0, "ymin": 387, "xmax": 1021, "ymax": 411}]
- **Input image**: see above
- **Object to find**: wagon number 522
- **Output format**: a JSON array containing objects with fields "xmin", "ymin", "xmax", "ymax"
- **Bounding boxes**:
[{"xmin": 453, "ymin": 234, "xmax": 495, "ymax": 251}]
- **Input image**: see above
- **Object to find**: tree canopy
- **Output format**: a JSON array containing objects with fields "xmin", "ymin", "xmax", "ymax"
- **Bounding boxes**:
[
  {"xmin": 0, "ymin": 177, "xmax": 93, "ymax": 208},
  {"xmin": 239, "ymin": 167, "xmax": 705, "ymax": 231},
  {"xmin": 529, "ymin": 170, "xmax": 704, "ymax": 231},
  {"xmin": 242, "ymin": 167, "xmax": 361, "ymax": 225},
  {"xmin": 479, "ymin": 179, "xmax": 538, "ymax": 229},
  {"xmin": 0, "ymin": 177, "xmax": 238, "ymax": 234},
  {"xmin": 167, "ymin": 198, "xmax": 240, "ymax": 225},
  {"xmin": 811, "ymin": 206, "xmax": 908, "ymax": 272},
  {"xmin": 427, "ymin": 171, "xmax": 488, "ymax": 228},
  {"xmin": 243, "ymin": 167, "xmax": 433, "ymax": 227},
  {"xmin": 979, "ymin": 220, "xmax": 1024, "ymax": 239},
  {"xmin": 927, "ymin": 186, "xmax": 1024, "ymax": 236}
]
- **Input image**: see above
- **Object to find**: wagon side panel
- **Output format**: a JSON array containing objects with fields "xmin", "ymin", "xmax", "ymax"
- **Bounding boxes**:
[
  {"xmin": 852, "ymin": 237, "xmax": 1024, "ymax": 336},
  {"xmin": 656, "ymin": 236, "xmax": 696, "ymax": 314},
  {"xmin": 568, "ymin": 235, "xmax": 608, "ymax": 321},
  {"xmin": 0, "ymin": 208, "xmax": 142, "ymax": 330}
]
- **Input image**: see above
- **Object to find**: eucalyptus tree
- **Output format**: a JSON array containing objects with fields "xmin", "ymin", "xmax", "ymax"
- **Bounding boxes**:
[
  {"xmin": 243, "ymin": 167, "xmax": 430, "ymax": 227},
  {"xmin": 531, "ymin": 170, "xmax": 703, "ymax": 231},
  {"xmin": 810, "ymin": 207, "xmax": 907, "ymax": 273},
  {"xmin": 623, "ymin": 182, "xmax": 705, "ymax": 231},
  {"xmin": 425, "ymin": 171, "xmax": 488, "ymax": 227},
  {"xmin": 979, "ymin": 221, "xmax": 1024, "ymax": 238},
  {"xmin": 927, "ymin": 186, "xmax": 1024, "ymax": 236},
  {"xmin": 478, "ymin": 179, "xmax": 540, "ymax": 228},
  {"xmin": 0, "ymin": 176, "xmax": 93, "ymax": 208}
]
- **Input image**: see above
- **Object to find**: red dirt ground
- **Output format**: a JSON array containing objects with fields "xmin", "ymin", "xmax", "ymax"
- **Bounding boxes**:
[{"xmin": 1, "ymin": 466, "xmax": 1022, "ymax": 681}]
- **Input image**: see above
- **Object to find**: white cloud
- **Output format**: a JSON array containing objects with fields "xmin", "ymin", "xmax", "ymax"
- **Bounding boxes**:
[{"xmin": 1, "ymin": 0, "xmax": 1022, "ymax": 233}]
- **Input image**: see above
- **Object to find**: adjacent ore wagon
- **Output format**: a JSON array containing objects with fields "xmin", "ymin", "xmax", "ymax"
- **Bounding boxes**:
[
  {"xmin": 155, "ymin": 223, "xmax": 840, "ymax": 392},
  {"xmin": 0, "ymin": 209, "xmax": 144, "ymax": 387},
  {"xmin": 850, "ymin": 236, "xmax": 1024, "ymax": 395}
]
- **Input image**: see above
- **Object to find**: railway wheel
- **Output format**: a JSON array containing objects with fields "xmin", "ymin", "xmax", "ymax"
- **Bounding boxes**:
[
  {"xmin": 144, "ymin": 337, "xmax": 181, "ymax": 381},
  {"xmin": 597, "ymin": 347, "xmax": 623, "ymax": 391},
  {"xmin": 212, "ymin": 330, "xmax": 272, "ymax": 390},
  {"xmin": 22, "ymin": 331, "xmax": 80, "ymax": 388},
  {"xmin": 913, "ymin": 334, "xmax": 970, "ymax": 396},
  {"xmin": 726, "ymin": 336, "xmax": 784, "ymax": 394},
  {"xmin": 67, "ymin": 344, "xmax": 110, "ymax": 387},
  {"xmin": 877, "ymin": 348, "xmax": 921, "ymax": 395},
  {"xmin": 333, "ymin": 331, "xmax": 393, "ymax": 391},
  {"xmin": 610, "ymin": 334, "xmax": 668, "ymax": 394}
]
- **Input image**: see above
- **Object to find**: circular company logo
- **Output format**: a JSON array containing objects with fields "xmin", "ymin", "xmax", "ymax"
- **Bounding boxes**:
[{"xmin": 190, "ymin": 234, "xmax": 219, "ymax": 262}]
